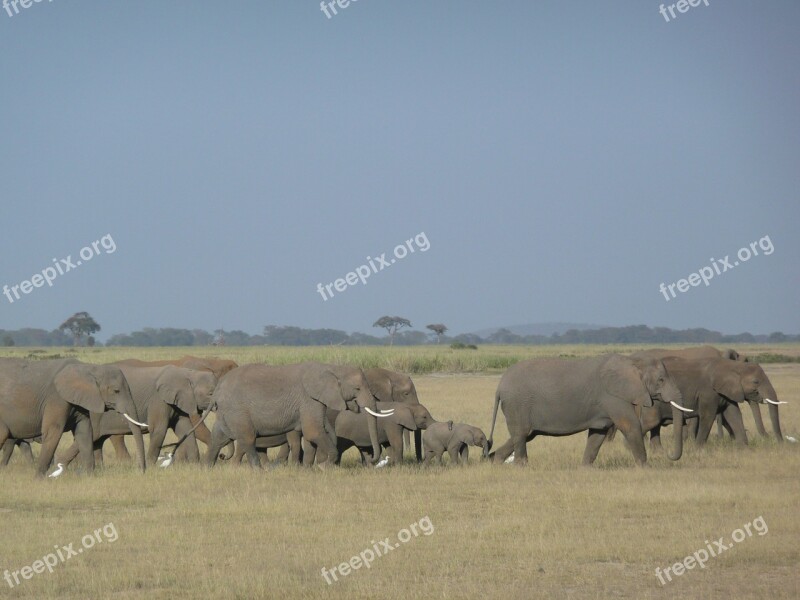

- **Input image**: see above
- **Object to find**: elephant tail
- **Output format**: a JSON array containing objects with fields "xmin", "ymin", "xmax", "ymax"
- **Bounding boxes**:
[{"xmin": 487, "ymin": 389, "xmax": 502, "ymax": 452}]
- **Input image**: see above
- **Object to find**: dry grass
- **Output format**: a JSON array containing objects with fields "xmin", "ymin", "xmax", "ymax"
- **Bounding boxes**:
[{"xmin": 0, "ymin": 347, "xmax": 798, "ymax": 599}]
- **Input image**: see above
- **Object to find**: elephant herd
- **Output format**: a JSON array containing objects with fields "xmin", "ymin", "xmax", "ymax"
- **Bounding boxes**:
[
  {"xmin": 487, "ymin": 346, "xmax": 786, "ymax": 465},
  {"xmin": 0, "ymin": 345, "xmax": 788, "ymax": 477}
]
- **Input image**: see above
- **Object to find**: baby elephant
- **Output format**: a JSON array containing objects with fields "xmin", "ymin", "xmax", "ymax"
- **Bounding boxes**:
[{"xmin": 422, "ymin": 421, "xmax": 488, "ymax": 465}]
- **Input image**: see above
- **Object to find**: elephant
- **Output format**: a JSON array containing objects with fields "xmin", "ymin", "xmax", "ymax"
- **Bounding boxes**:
[
  {"xmin": 206, "ymin": 362, "xmax": 393, "ymax": 468},
  {"xmin": 109, "ymin": 356, "xmax": 238, "ymax": 459},
  {"xmin": 487, "ymin": 355, "xmax": 686, "ymax": 466},
  {"xmin": 331, "ymin": 402, "xmax": 435, "ymax": 466},
  {"xmin": 363, "ymin": 368, "xmax": 424, "ymax": 461},
  {"xmin": 58, "ymin": 365, "xmax": 217, "ymax": 468},
  {"xmin": 636, "ymin": 356, "xmax": 777, "ymax": 451},
  {"xmin": 631, "ymin": 346, "xmax": 783, "ymax": 441},
  {"xmin": 422, "ymin": 421, "xmax": 487, "ymax": 465},
  {"xmin": 0, "ymin": 358, "xmax": 146, "ymax": 476}
]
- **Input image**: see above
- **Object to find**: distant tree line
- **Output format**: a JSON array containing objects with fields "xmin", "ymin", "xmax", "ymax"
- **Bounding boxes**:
[{"xmin": 1, "ymin": 323, "xmax": 796, "ymax": 347}]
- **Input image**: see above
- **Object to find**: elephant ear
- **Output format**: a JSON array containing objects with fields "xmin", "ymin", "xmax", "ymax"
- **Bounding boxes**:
[
  {"xmin": 713, "ymin": 369, "xmax": 745, "ymax": 403},
  {"xmin": 367, "ymin": 370, "xmax": 394, "ymax": 403},
  {"xmin": 394, "ymin": 406, "xmax": 417, "ymax": 431},
  {"xmin": 303, "ymin": 365, "xmax": 347, "ymax": 411},
  {"xmin": 156, "ymin": 367, "xmax": 197, "ymax": 414},
  {"xmin": 53, "ymin": 364, "xmax": 105, "ymax": 414},
  {"xmin": 601, "ymin": 357, "xmax": 653, "ymax": 408}
]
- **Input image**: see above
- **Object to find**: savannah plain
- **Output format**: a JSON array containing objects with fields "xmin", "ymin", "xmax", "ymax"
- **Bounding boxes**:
[{"xmin": 0, "ymin": 344, "xmax": 798, "ymax": 599}]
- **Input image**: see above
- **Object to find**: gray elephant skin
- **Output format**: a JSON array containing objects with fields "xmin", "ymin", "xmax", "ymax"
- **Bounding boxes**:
[
  {"xmin": 206, "ymin": 362, "xmax": 386, "ymax": 468},
  {"xmin": 0, "ymin": 358, "xmax": 146, "ymax": 476},
  {"xmin": 422, "ymin": 421, "xmax": 488, "ymax": 465},
  {"xmin": 488, "ymin": 355, "xmax": 685, "ymax": 466},
  {"xmin": 57, "ymin": 365, "xmax": 217, "ymax": 468}
]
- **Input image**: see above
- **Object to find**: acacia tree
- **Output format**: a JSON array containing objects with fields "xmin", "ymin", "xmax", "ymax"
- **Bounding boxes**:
[
  {"xmin": 58, "ymin": 312, "xmax": 101, "ymax": 346},
  {"xmin": 426, "ymin": 324, "xmax": 448, "ymax": 344},
  {"xmin": 373, "ymin": 316, "xmax": 412, "ymax": 347}
]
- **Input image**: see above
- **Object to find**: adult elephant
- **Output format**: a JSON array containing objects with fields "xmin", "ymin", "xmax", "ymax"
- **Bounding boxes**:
[
  {"xmin": 0, "ymin": 358, "xmax": 146, "ymax": 476},
  {"xmin": 58, "ymin": 365, "xmax": 217, "ymax": 468},
  {"xmin": 632, "ymin": 346, "xmax": 783, "ymax": 441},
  {"xmin": 487, "ymin": 355, "xmax": 686, "ymax": 466},
  {"xmin": 363, "ymin": 368, "xmax": 424, "ymax": 461},
  {"xmin": 109, "ymin": 356, "xmax": 238, "ymax": 459},
  {"xmin": 207, "ymin": 362, "xmax": 393, "ymax": 468}
]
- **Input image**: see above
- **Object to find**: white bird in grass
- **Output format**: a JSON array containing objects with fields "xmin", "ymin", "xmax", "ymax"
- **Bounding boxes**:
[
  {"xmin": 786, "ymin": 436, "xmax": 797, "ymax": 443},
  {"xmin": 504, "ymin": 453, "xmax": 515, "ymax": 464},
  {"xmin": 48, "ymin": 463, "xmax": 65, "ymax": 478},
  {"xmin": 375, "ymin": 456, "xmax": 390, "ymax": 468},
  {"xmin": 159, "ymin": 452, "xmax": 174, "ymax": 468}
]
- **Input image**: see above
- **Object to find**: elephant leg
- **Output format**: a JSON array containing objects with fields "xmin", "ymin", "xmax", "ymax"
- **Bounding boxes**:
[
  {"xmin": 490, "ymin": 438, "xmax": 515, "ymax": 464},
  {"xmin": 300, "ymin": 405, "xmax": 337, "ymax": 466},
  {"xmin": 423, "ymin": 449, "xmax": 436, "ymax": 466},
  {"xmin": 109, "ymin": 435, "xmax": 132, "ymax": 461},
  {"xmin": 18, "ymin": 440, "xmax": 34, "ymax": 463},
  {"xmin": 57, "ymin": 441, "xmax": 81, "ymax": 468},
  {"xmin": 302, "ymin": 439, "xmax": 318, "ymax": 467},
  {"xmin": 402, "ymin": 429, "xmax": 411, "ymax": 458},
  {"xmin": 74, "ymin": 417, "xmax": 96, "ymax": 474},
  {"xmin": 695, "ymin": 408, "xmax": 717, "ymax": 447},
  {"xmin": 447, "ymin": 444, "xmax": 461, "ymax": 465},
  {"xmin": 511, "ymin": 434, "xmax": 530, "ymax": 466},
  {"xmin": 386, "ymin": 426, "xmax": 404, "ymax": 465},
  {"xmin": 612, "ymin": 416, "xmax": 647, "ymax": 466},
  {"xmin": 0, "ymin": 439, "xmax": 14, "ymax": 466},
  {"xmin": 747, "ymin": 400, "xmax": 768, "ymax": 437},
  {"xmin": 649, "ymin": 426, "xmax": 663, "ymax": 452},
  {"xmin": 459, "ymin": 444, "xmax": 469, "ymax": 465},
  {"xmin": 722, "ymin": 403, "xmax": 748, "ymax": 447},
  {"xmin": 582, "ymin": 429, "xmax": 607, "ymax": 465},
  {"xmin": 93, "ymin": 445, "xmax": 104, "ymax": 469},
  {"xmin": 686, "ymin": 417, "xmax": 698, "ymax": 441},
  {"xmin": 715, "ymin": 414, "xmax": 725, "ymax": 438},
  {"xmin": 206, "ymin": 422, "xmax": 231, "ymax": 467},
  {"xmin": 37, "ymin": 412, "xmax": 69, "ymax": 477},
  {"xmin": 147, "ymin": 420, "xmax": 170, "ymax": 466},
  {"xmin": 275, "ymin": 443, "xmax": 290, "ymax": 463},
  {"xmin": 173, "ymin": 417, "xmax": 200, "ymax": 462},
  {"xmin": 287, "ymin": 431, "xmax": 303, "ymax": 465}
]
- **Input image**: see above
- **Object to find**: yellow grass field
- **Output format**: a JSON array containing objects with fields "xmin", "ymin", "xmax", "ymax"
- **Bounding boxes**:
[{"xmin": 0, "ymin": 345, "xmax": 798, "ymax": 599}]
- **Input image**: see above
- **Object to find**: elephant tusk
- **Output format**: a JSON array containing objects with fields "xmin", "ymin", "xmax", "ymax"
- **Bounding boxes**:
[
  {"xmin": 364, "ymin": 407, "xmax": 394, "ymax": 418},
  {"xmin": 670, "ymin": 401, "xmax": 694, "ymax": 414},
  {"xmin": 765, "ymin": 399, "xmax": 787, "ymax": 405},
  {"xmin": 123, "ymin": 413, "xmax": 149, "ymax": 428}
]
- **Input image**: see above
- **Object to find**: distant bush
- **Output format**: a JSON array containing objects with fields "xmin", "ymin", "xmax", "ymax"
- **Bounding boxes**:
[
  {"xmin": 450, "ymin": 342, "xmax": 478, "ymax": 350},
  {"xmin": 749, "ymin": 353, "xmax": 800, "ymax": 364}
]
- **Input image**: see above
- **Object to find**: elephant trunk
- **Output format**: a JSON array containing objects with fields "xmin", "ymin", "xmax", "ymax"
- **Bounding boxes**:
[
  {"xmin": 117, "ymin": 390, "xmax": 146, "ymax": 472},
  {"xmin": 665, "ymin": 402, "xmax": 684, "ymax": 461},
  {"xmin": 355, "ymin": 388, "xmax": 382, "ymax": 464},
  {"xmin": 767, "ymin": 401, "xmax": 784, "ymax": 442},
  {"xmin": 415, "ymin": 429, "xmax": 423, "ymax": 462}
]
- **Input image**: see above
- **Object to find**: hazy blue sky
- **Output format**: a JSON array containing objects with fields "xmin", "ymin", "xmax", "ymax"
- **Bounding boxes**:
[{"xmin": 1, "ymin": 1, "xmax": 798, "ymax": 341}]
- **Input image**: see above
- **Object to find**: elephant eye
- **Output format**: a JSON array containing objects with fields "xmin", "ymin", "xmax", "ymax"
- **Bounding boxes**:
[{"xmin": 114, "ymin": 389, "xmax": 121, "ymax": 394}]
